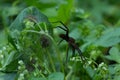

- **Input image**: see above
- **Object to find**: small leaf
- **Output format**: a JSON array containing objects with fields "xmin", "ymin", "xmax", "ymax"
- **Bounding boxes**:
[
  {"xmin": 48, "ymin": 72, "xmax": 64, "ymax": 80},
  {"xmin": 85, "ymin": 66, "xmax": 95, "ymax": 78},
  {"xmin": 105, "ymin": 47, "xmax": 120, "ymax": 63},
  {"xmin": 3, "ymin": 51, "xmax": 16, "ymax": 68}
]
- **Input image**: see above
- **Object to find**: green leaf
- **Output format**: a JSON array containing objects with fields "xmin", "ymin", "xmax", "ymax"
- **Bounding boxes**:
[
  {"xmin": 29, "ymin": 72, "xmax": 64, "ymax": 80},
  {"xmin": 95, "ymin": 27, "xmax": 120, "ymax": 47},
  {"xmin": 30, "ymin": 77, "xmax": 47, "ymax": 80},
  {"xmin": 85, "ymin": 66, "xmax": 95, "ymax": 78},
  {"xmin": 8, "ymin": 6, "xmax": 52, "ymax": 50},
  {"xmin": 57, "ymin": 0, "xmax": 74, "ymax": 22},
  {"xmin": 9, "ymin": 6, "xmax": 50, "ymax": 31},
  {"xmin": 0, "ymin": 73, "xmax": 16, "ymax": 80},
  {"xmin": 8, "ymin": 32, "xmax": 19, "ymax": 50},
  {"xmin": 105, "ymin": 47, "xmax": 120, "ymax": 63},
  {"xmin": 48, "ymin": 72, "xmax": 64, "ymax": 80},
  {"xmin": 0, "ymin": 30, "xmax": 7, "ymax": 47},
  {"xmin": 3, "ymin": 51, "xmax": 16, "ymax": 68},
  {"xmin": 5, "ymin": 59, "xmax": 18, "ymax": 72}
]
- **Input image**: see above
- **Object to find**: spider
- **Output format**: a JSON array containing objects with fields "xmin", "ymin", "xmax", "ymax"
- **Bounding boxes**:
[{"xmin": 56, "ymin": 21, "xmax": 85, "ymax": 62}]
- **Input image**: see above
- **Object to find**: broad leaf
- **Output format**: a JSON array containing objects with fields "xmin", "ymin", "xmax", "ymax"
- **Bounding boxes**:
[
  {"xmin": 9, "ymin": 6, "xmax": 50, "ymax": 31},
  {"xmin": 0, "ymin": 73, "xmax": 16, "ymax": 80},
  {"xmin": 48, "ymin": 72, "xmax": 64, "ymax": 80},
  {"xmin": 95, "ymin": 27, "xmax": 120, "ymax": 47},
  {"xmin": 30, "ymin": 77, "xmax": 47, "ymax": 80},
  {"xmin": 105, "ymin": 47, "xmax": 120, "ymax": 63}
]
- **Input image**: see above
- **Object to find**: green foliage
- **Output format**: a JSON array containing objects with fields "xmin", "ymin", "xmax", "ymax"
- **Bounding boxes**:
[
  {"xmin": 0, "ymin": 72, "xmax": 16, "ymax": 80},
  {"xmin": 95, "ymin": 27, "xmax": 120, "ymax": 47},
  {"xmin": 30, "ymin": 72, "xmax": 64, "ymax": 80},
  {"xmin": 0, "ymin": 6, "xmax": 55, "ymax": 80},
  {"xmin": 0, "ymin": 0, "xmax": 120, "ymax": 80},
  {"xmin": 106, "ymin": 47, "xmax": 120, "ymax": 63}
]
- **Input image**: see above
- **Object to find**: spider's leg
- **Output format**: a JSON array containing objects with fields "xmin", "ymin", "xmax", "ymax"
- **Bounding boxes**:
[
  {"xmin": 51, "ymin": 21, "xmax": 69, "ymax": 35},
  {"xmin": 65, "ymin": 46, "xmax": 69, "ymax": 63},
  {"xmin": 72, "ymin": 47, "xmax": 75, "ymax": 57},
  {"xmin": 57, "ymin": 26, "xmax": 67, "ymax": 32},
  {"xmin": 59, "ymin": 21, "xmax": 69, "ymax": 37},
  {"xmin": 51, "ymin": 21, "xmax": 68, "ymax": 31},
  {"xmin": 57, "ymin": 39, "xmax": 63, "ymax": 45},
  {"xmin": 59, "ymin": 21, "xmax": 69, "ymax": 31},
  {"xmin": 57, "ymin": 26, "xmax": 69, "ymax": 37},
  {"xmin": 74, "ymin": 45, "xmax": 85, "ymax": 62}
]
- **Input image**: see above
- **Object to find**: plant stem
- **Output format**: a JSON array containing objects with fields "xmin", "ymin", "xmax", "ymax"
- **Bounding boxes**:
[{"xmin": 45, "ymin": 49, "xmax": 56, "ymax": 72}]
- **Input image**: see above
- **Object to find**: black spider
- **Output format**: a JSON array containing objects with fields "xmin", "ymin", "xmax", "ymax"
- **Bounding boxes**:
[{"xmin": 56, "ymin": 21, "xmax": 85, "ymax": 62}]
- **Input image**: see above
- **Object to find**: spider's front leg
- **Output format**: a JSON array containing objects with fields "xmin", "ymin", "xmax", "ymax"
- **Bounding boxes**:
[
  {"xmin": 65, "ymin": 45, "xmax": 69, "ymax": 63},
  {"xmin": 71, "ymin": 46, "xmax": 75, "ymax": 57},
  {"xmin": 57, "ymin": 39, "xmax": 64, "ymax": 45}
]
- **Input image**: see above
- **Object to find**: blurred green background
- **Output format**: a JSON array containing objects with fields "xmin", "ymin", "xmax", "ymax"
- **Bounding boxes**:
[
  {"xmin": 0, "ymin": 0, "xmax": 120, "ymax": 28},
  {"xmin": 0, "ymin": 0, "xmax": 120, "ymax": 80}
]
